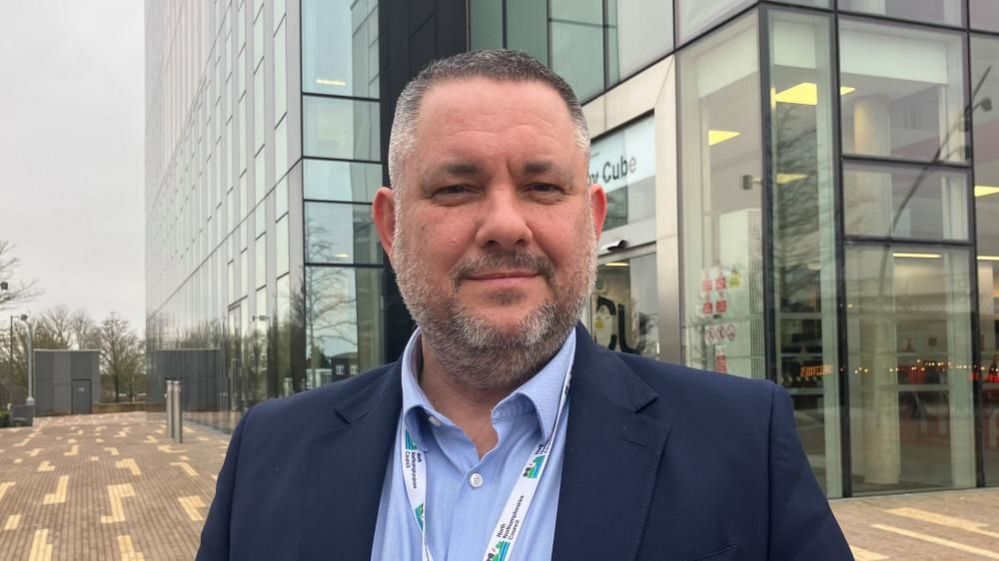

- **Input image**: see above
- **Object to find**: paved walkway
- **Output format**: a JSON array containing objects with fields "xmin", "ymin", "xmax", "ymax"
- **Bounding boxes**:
[
  {"xmin": 4, "ymin": 412, "xmax": 999, "ymax": 560},
  {"xmin": 0, "ymin": 412, "xmax": 227, "ymax": 561}
]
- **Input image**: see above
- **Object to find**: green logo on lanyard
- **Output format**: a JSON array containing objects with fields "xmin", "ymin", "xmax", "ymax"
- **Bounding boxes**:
[
  {"xmin": 415, "ymin": 504, "xmax": 425, "ymax": 530},
  {"xmin": 522, "ymin": 456, "xmax": 544, "ymax": 479},
  {"xmin": 486, "ymin": 540, "xmax": 511, "ymax": 561},
  {"xmin": 405, "ymin": 431, "xmax": 419, "ymax": 451}
]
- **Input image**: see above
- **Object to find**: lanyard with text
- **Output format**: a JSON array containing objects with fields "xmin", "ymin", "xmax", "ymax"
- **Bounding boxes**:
[{"xmin": 400, "ymin": 367, "xmax": 572, "ymax": 561}]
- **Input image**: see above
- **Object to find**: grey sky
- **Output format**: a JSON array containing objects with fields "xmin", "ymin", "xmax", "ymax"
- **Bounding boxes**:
[{"xmin": 0, "ymin": 1, "xmax": 145, "ymax": 332}]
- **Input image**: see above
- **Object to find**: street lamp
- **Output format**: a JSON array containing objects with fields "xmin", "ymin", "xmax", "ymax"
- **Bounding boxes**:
[{"xmin": 15, "ymin": 315, "xmax": 34, "ymax": 407}]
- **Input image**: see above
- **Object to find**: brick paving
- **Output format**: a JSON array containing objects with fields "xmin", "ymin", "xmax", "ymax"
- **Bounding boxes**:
[
  {"xmin": 0, "ymin": 412, "xmax": 228, "ymax": 561},
  {"xmin": 4, "ymin": 412, "xmax": 999, "ymax": 559}
]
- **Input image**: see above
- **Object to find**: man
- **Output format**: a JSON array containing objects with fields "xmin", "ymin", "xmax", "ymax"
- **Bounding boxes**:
[{"xmin": 197, "ymin": 50, "xmax": 852, "ymax": 561}]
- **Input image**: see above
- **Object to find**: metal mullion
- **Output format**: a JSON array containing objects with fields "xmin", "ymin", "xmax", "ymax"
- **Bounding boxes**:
[
  {"xmin": 301, "ymin": 155, "xmax": 383, "ymax": 166},
  {"xmin": 844, "ymin": 235, "xmax": 975, "ymax": 248},
  {"xmin": 759, "ymin": 5, "xmax": 779, "ymax": 385},
  {"xmin": 830, "ymin": 9, "xmax": 854, "ymax": 498},
  {"xmin": 841, "ymin": 153, "xmax": 971, "ymax": 171},
  {"xmin": 837, "ymin": 8, "xmax": 966, "ymax": 33},
  {"xmin": 301, "ymin": 91, "xmax": 380, "ymax": 104}
]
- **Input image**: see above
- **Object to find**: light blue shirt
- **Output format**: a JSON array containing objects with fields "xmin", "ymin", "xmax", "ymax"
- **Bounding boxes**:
[{"xmin": 371, "ymin": 328, "xmax": 575, "ymax": 561}]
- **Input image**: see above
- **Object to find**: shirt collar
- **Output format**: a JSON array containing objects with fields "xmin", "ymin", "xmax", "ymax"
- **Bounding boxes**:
[{"xmin": 399, "ymin": 327, "xmax": 575, "ymax": 449}]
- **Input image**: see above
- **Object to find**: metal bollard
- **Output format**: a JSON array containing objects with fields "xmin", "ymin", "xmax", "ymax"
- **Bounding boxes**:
[
  {"xmin": 175, "ymin": 381, "xmax": 183, "ymax": 444},
  {"xmin": 165, "ymin": 381, "xmax": 174, "ymax": 440}
]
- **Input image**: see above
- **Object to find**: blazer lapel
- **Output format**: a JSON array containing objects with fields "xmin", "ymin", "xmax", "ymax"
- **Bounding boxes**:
[
  {"xmin": 301, "ymin": 366, "xmax": 403, "ymax": 561},
  {"xmin": 551, "ymin": 328, "xmax": 671, "ymax": 561}
]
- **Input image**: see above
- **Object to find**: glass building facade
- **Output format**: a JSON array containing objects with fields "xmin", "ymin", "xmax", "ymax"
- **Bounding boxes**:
[{"xmin": 146, "ymin": 0, "xmax": 999, "ymax": 497}]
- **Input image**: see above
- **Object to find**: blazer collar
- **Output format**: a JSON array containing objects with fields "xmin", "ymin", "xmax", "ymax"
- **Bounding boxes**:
[{"xmin": 551, "ymin": 325, "xmax": 672, "ymax": 561}]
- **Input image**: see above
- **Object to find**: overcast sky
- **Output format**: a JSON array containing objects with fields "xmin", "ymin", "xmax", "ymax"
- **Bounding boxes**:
[{"xmin": 0, "ymin": 1, "xmax": 146, "ymax": 332}]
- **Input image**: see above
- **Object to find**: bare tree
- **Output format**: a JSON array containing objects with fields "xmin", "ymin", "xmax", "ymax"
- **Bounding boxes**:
[
  {"xmin": 35, "ymin": 306, "xmax": 73, "ymax": 349},
  {"xmin": 98, "ymin": 314, "xmax": 144, "ymax": 402},
  {"xmin": 69, "ymin": 309, "xmax": 101, "ymax": 350},
  {"xmin": 0, "ymin": 240, "xmax": 41, "ymax": 310}
]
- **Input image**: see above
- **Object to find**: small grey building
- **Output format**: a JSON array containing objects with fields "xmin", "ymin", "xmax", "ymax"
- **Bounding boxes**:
[{"xmin": 33, "ymin": 350, "xmax": 100, "ymax": 415}]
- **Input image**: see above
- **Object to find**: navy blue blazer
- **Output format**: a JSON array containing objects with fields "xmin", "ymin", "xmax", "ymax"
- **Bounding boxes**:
[{"xmin": 197, "ymin": 326, "xmax": 853, "ymax": 561}]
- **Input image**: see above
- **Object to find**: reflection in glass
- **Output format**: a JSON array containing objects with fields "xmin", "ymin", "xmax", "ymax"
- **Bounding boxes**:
[
  {"xmin": 606, "ymin": 0, "xmax": 673, "ymax": 83},
  {"xmin": 303, "ymin": 159, "xmax": 382, "ymax": 202},
  {"xmin": 972, "ymin": 34, "xmax": 999, "ymax": 485},
  {"xmin": 839, "ymin": 0, "xmax": 962, "ymax": 27},
  {"xmin": 276, "ymin": 274, "xmax": 294, "ymax": 396},
  {"xmin": 551, "ymin": 0, "xmax": 604, "ymax": 102},
  {"xmin": 589, "ymin": 116, "xmax": 656, "ymax": 230},
  {"xmin": 305, "ymin": 202, "xmax": 381, "ymax": 266},
  {"xmin": 303, "ymin": 96, "xmax": 380, "ymax": 161},
  {"xmin": 839, "ymin": 19, "xmax": 967, "ymax": 163},
  {"xmin": 303, "ymin": 267, "xmax": 383, "ymax": 387},
  {"xmin": 276, "ymin": 216, "xmax": 289, "ymax": 276},
  {"xmin": 844, "ymin": 163, "xmax": 969, "ymax": 241},
  {"xmin": 846, "ymin": 245, "xmax": 975, "ymax": 494},
  {"xmin": 470, "ymin": 0, "xmax": 502, "ymax": 50},
  {"xmin": 507, "ymin": 0, "xmax": 548, "ymax": 64},
  {"xmin": 768, "ymin": 9, "xmax": 841, "ymax": 496},
  {"xmin": 679, "ymin": 13, "xmax": 764, "ymax": 379},
  {"xmin": 591, "ymin": 254, "xmax": 659, "ymax": 360},
  {"xmin": 971, "ymin": 0, "xmax": 999, "ymax": 32},
  {"xmin": 302, "ymin": 0, "xmax": 379, "ymax": 98},
  {"xmin": 677, "ymin": 0, "xmax": 753, "ymax": 44}
]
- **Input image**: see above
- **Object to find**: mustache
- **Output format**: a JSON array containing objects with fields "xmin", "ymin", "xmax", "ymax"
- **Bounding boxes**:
[{"xmin": 451, "ymin": 251, "xmax": 556, "ymax": 285}]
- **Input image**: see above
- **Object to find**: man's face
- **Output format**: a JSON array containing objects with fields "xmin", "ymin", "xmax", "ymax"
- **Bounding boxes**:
[{"xmin": 373, "ymin": 77, "xmax": 607, "ymax": 367}]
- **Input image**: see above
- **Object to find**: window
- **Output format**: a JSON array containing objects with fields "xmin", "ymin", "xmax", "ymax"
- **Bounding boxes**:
[
  {"xmin": 592, "ymin": 252, "xmax": 659, "ymax": 360},
  {"xmin": 302, "ymin": 0, "xmax": 379, "ymax": 98},
  {"xmin": 607, "ymin": 0, "xmax": 673, "ymax": 83},
  {"xmin": 305, "ymin": 202, "xmax": 382, "ymax": 265},
  {"xmin": 677, "ymin": 0, "xmax": 753, "ymax": 45},
  {"xmin": 303, "ymin": 96, "xmax": 380, "ymax": 161},
  {"xmin": 551, "ymin": 0, "xmax": 604, "ymax": 101},
  {"xmin": 303, "ymin": 160, "xmax": 382, "ymax": 202},
  {"xmin": 589, "ymin": 116, "xmax": 655, "ymax": 230},
  {"xmin": 840, "ymin": 0, "xmax": 963, "ymax": 27}
]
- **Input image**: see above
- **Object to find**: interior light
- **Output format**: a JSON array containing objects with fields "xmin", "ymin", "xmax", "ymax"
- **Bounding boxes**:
[
  {"xmin": 603, "ymin": 262, "xmax": 630, "ymax": 267},
  {"xmin": 774, "ymin": 82, "xmax": 856, "ymax": 105},
  {"xmin": 316, "ymin": 79, "xmax": 347, "ymax": 86},
  {"xmin": 893, "ymin": 252, "xmax": 941, "ymax": 259},
  {"xmin": 977, "ymin": 255, "xmax": 999, "ymax": 261},
  {"xmin": 334, "ymin": 253, "xmax": 351, "ymax": 260},
  {"xmin": 776, "ymin": 173, "xmax": 809, "ymax": 184},
  {"xmin": 975, "ymin": 185, "xmax": 999, "ymax": 198},
  {"xmin": 708, "ymin": 130, "xmax": 740, "ymax": 146}
]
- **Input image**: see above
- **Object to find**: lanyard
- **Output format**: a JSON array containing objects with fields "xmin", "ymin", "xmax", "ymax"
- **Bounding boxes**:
[{"xmin": 400, "ymin": 368, "xmax": 572, "ymax": 561}]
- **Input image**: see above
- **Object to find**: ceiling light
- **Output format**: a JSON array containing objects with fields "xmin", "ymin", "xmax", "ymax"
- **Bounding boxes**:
[
  {"xmin": 774, "ymin": 82, "xmax": 856, "ymax": 105},
  {"xmin": 603, "ymin": 262, "xmax": 630, "ymax": 267},
  {"xmin": 975, "ymin": 185, "xmax": 999, "ymax": 198},
  {"xmin": 777, "ymin": 173, "xmax": 808, "ymax": 184},
  {"xmin": 893, "ymin": 252, "xmax": 941, "ymax": 259},
  {"xmin": 708, "ymin": 130, "xmax": 740, "ymax": 146},
  {"xmin": 316, "ymin": 79, "xmax": 347, "ymax": 86},
  {"xmin": 977, "ymin": 255, "xmax": 999, "ymax": 261}
]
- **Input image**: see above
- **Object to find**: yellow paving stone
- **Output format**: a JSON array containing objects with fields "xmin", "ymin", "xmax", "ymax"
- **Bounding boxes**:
[
  {"xmin": 64, "ymin": 444, "xmax": 79, "ymax": 456},
  {"xmin": 211, "ymin": 474, "xmax": 218, "ymax": 481},
  {"xmin": 13, "ymin": 458, "xmax": 22, "ymax": 464},
  {"xmin": 197, "ymin": 436, "xmax": 209, "ymax": 442},
  {"xmin": 43, "ymin": 475, "xmax": 69, "ymax": 505},
  {"xmin": 37, "ymin": 461, "xmax": 54, "ymax": 472},
  {"xmin": 27, "ymin": 448, "xmax": 41, "ymax": 457},
  {"xmin": 104, "ymin": 446, "xmax": 120, "ymax": 456},
  {"xmin": 100, "ymin": 483, "xmax": 136, "ymax": 524},
  {"xmin": 89, "ymin": 456, "xmax": 99, "ymax": 461},
  {"xmin": 67, "ymin": 438, "xmax": 77, "ymax": 444},
  {"xmin": 4, "ymin": 514, "xmax": 21, "ymax": 531},
  {"xmin": 115, "ymin": 458, "xmax": 142, "ymax": 476},
  {"xmin": 157, "ymin": 444, "xmax": 186, "ymax": 454},
  {"xmin": 178, "ymin": 496, "xmax": 207, "ymax": 522},
  {"xmin": 180, "ymin": 455, "xmax": 190, "ymax": 461},
  {"xmin": 0, "ymin": 481, "xmax": 14, "ymax": 502},
  {"xmin": 170, "ymin": 462, "xmax": 198, "ymax": 477},
  {"xmin": 851, "ymin": 545, "xmax": 889, "ymax": 560},
  {"xmin": 872, "ymin": 524, "xmax": 999, "ymax": 560},
  {"xmin": 27, "ymin": 528, "xmax": 53, "ymax": 561},
  {"xmin": 13, "ymin": 434, "xmax": 35, "ymax": 447},
  {"xmin": 143, "ymin": 435, "xmax": 158, "ymax": 443},
  {"xmin": 117, "ymin": 535, "xmax": 146, "ymax": 561},
  {"xmin": 95, "ymin": 437, "xmax": 104, "ymax": 443},
  {"xmin": 886, "ymin": 507, "xmax": 999, "ymax": 539}
]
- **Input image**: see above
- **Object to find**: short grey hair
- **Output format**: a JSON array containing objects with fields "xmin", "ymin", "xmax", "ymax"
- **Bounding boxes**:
[{"xmin": 387, "ymin": 49, "xmax": 590, "ymax": 189}]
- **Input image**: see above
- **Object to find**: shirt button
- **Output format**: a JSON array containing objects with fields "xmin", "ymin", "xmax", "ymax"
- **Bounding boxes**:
[
  {"xmin": 427, "ymin": 416, "xmax": 442, "ymax": 427},
  {"xmin": 469, "ymin": 473, "xmax": 484, "ymax": 488}
]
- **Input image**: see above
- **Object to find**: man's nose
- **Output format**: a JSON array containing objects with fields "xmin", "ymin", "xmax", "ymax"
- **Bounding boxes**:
[{"xmin": 474, "ymin": 188, "xmax": 533, "ymax": 250}]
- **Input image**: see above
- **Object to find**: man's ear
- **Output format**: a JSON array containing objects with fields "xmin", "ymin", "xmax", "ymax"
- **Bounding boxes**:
[
  {"xmin": 590, "ymin": 183, "xmax": 608, "ymax": 238},
  {"xmin": 372, "ymin": 186, "xmax": 397, "ymax": 264}
]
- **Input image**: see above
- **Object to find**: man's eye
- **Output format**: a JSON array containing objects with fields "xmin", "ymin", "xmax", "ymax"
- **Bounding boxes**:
[
  {"xmin": 437, "ymin": 185, "xmax": 472, "ymax": 196},
  {"xmin": 529, "ymin": 183, "xmax": 561, "ymax": 194}
]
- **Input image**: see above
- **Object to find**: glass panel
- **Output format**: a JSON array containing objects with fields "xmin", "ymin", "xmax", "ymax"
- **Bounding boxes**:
[
  {"xmin": 677, "ymin": 0, "xmax": 753, "ymax": 45},
  {"xmin": 303, "ymin": 159, "xmax": 382, "ymax": 202},
  {"xmin": 276, "ymin": 177, "xmax": 288, "ymax": 218},
  {"xmin": 249, "ymin": 287, "xmax": 267, "ymax": 403},
  {"xmin": 304, "ymin": 267, "xmax": 384, "ymax": 386},
  {"xmin": 840, "ymin": 0, "xmax": 963, "ymax": 27},
  {"xmin": 839, "ymin": 19, "xmax": 967, "ymax": 163},
  {"xmin": 276, "ymin": 215, "xmax": 289, "ymax": 275},
  {"xmin": 971, "ymin": 0, "xmax": 999, "ymax": 32},
  {"xmin": 972, "ymin": 34, "xmax": 999, "ymax": 485},
  {"xmin": 470, "ymin": 0, "xmax": 503, "ymax": 50},
  {"xmin": 275, "ymin": 118, "xmax": 288, "ymax": 179},
  {"xmin": 679, "ymin": 13, "xmax": 764, "ymax": 379},
  {"xmin": 844, "ymin": 163, "xmax": 969, "ymax": 241},
  {"xmin": 551, "ymin": 0, "xmax": 604, "ymax": 102},
  {"xmin": 274, "ymin": 21, "xmax": 287, "ymax": 122},
  {"xmin": 254, "ymin": 69, "xmax": 264, "ymax": 153},
  {"xmin": 238, "ymin": 95, "xmax": 247, "ymax": 174},
  {"xmin": 305, "ymin": 202, "xmax": 382, "ymax": 265},
  {"xmin": 768, "ymin": 9, "xmax": 842, "ymax": 496},
  {"xmin": 507, "ymin": 0, "xmax": 549, "ymax": 65},
  {"xmin": 255, "ymin": 152, "xmax": 265, "ymax": 204},
  {"xmin": 255, "ymin": 234, "xmax": 266, "ymax": 289},
  {"xmin": 591, "ymin": 253, "xmax": 660, "ymax": 359},
  {"xmin": 846, "ymin": 245, "xmax": 975, "ymax": 494},
  {"xmin": 607, "ymin": 0, "xmax": 673, "ymax": 84},
  {"xmin": 276, "ymin": 273, "xmax": 294, "ymax": 396},
  {"xmin": 589, "ymin": 116, "xmax": 655, "ymax": 230},
  {"xmin": 303, "ymin": 96, "xmax": 380, "ymax": 161},
  {"xmin": 302, "ymin": 0, "xmax": 379, "ymax": 98}
]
